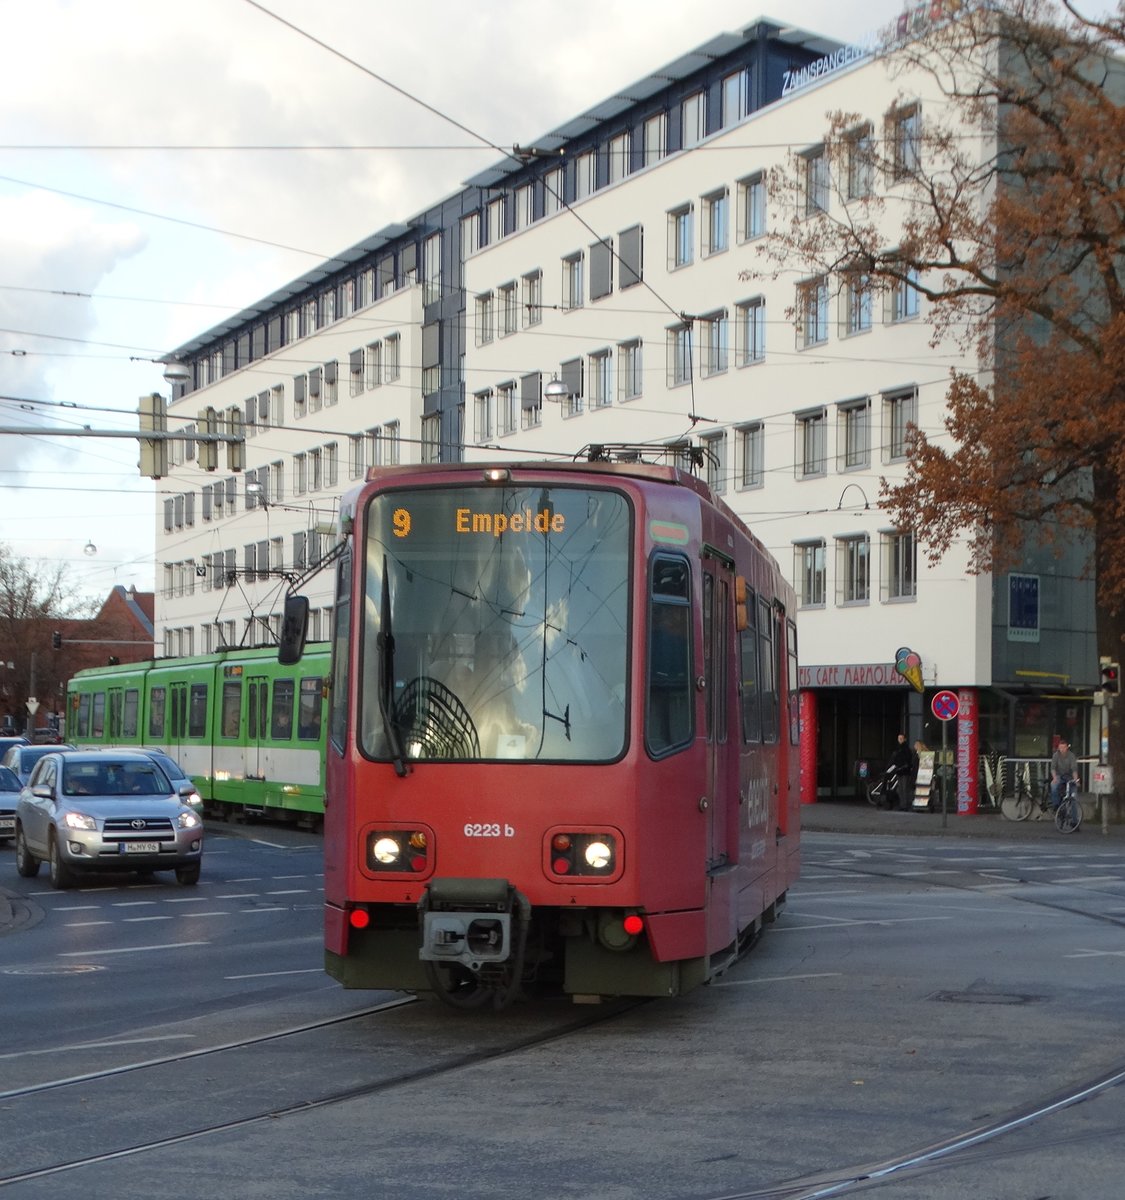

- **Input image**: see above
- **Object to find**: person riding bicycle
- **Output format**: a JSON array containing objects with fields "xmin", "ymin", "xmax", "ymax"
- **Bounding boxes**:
[{"xmin": 1049, "ymin": 738, "xmax": 1079, "ymax": 812}]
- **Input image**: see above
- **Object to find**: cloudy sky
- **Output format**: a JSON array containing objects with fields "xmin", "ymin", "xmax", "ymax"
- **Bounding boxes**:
[{"xmin": 0, "ymin": 0, "xmax": 913, "ymax": 602}]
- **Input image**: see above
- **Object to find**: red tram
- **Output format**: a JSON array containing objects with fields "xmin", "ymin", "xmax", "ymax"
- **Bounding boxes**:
[{"xmin": 283, "ymin": 457, "xmax": 800, "ymax": 1007}]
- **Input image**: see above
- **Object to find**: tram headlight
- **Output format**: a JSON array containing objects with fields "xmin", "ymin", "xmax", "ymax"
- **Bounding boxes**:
[
  {"xmin": 584, "ymin": 840, "xmax": 612, "ymax": 870},
  {"xmin": 372, "ymin": 836, "xmax": 402, "ymax": 865}
]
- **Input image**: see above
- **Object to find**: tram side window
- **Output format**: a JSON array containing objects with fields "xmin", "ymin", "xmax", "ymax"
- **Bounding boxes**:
[
  {"xmin": 92, "ymin": 693, "xmax": 106, "ymax": 739},
  {"xmin": 123, "ymin": 689, "xmax": 139, "ymax": 739},
  {"xmin": 271, "ymin": 679, "xmax": 295, "ymax": 739},
  {"xmin": 221, "ymin": 681, "xmax": 242, "ymax": 739},
  {"xmin": 298, "ymin": 677, "xmax": 323, "ymax": 741},
  {"xmin": 149, "ymin": 687, "xmax": 166, "ymax": 738},
  {"xmin": 108, "ymin": 691, "xmax": 122, "ymax": 739},
  {"xmin": 739, "ymin": 592, "xmax": 761, "ymax": 743},
  {"xmin": 787, "ymin": 618, "xmax": 799, "ymax": 746},
  {"xmin": 758, "ymin": 596, "xmax": 778, "ymax": 743},
  {"xmin": 189, "ymin": 684, "xmax": 208, "ymax": 738},
  {"xmin": 646, "ymin": 556, "xmax": 693, "ymax": 756},
  {"xmin": 76, "ymin": 693, "xmax": 91, "ymax": 738}
]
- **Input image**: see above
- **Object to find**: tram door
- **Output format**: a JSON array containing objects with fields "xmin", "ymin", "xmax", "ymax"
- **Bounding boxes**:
[
  {"xmin": 702, "ymin": 562, "xmax": 732, "ymax": 869},
  {"xmin": 106, "ymin": 687, "xmax": 125, "ymax": 744},
  {"xmin": 167, "ymin": 682, "xmax": 189, "ymax": 752},
  {"xmin": 243, "ymin": 674, "xmax": 270, "ymax": 811}
]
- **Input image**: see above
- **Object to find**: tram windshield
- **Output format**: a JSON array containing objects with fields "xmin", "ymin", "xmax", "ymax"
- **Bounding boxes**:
[{"xmin": 360, "ymin": 484, "xmax": 631, "ymax": 763}]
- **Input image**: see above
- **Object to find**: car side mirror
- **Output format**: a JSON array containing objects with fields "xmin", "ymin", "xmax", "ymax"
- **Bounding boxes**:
[
  {"xmin": 178, "ymin": 783, "xmax": 196, "ymax": 798},
  {"xmin": 31, "ymin": 784, "xmax": 53, "ymax": 800}
]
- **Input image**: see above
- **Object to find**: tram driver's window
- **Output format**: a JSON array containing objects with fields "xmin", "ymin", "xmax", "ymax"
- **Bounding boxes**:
[{"xmin": 647, "ymin": 555, "xmax": 693, "ymax": 755}]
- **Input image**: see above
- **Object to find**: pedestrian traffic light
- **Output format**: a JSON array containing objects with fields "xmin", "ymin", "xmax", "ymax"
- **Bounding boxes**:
[
  {"xmin": 51, "ymin": 630, "xmax": 62, "ymax": 650},
  {"xmin": 1101, "ymin": 660, "xmax": 1120, "ymax": 695}
]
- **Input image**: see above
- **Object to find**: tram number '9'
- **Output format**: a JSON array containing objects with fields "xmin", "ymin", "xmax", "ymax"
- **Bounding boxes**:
[
  {"xmin": 393, "ymin": 508, "xmax": 411, "ymax": 538},
  {"xmin": 464, "ymin": 823, "xmax": 515, "ymax": 837}
]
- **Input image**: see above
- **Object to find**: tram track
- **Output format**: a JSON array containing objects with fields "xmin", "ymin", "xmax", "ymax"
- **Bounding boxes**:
[{"xmin": 0, "ymin": 993, "xmax": 644, "ymax": 1190}]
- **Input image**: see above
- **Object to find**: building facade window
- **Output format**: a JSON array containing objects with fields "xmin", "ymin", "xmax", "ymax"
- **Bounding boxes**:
[
  {"xmin": 890, "ymin": 266, "xmax": 921, "ymax": 321},
  {"xmin": 738, "ymin": 423, "xmax": 764, "ymax": 489},
  {"xmin": 574, "ymin": 151, "xmax": 595, "ymax": 201},
  {"xmin": 846, "ymin": 123, "xmax": 874, "ymax": 199},
  {"xmin": 883, "ymin": 388, "xmax": 918, "ymax": 462},
  {"xmin": 608, "ymin": 132, "xmax": 630, "ymax": 183},
  {"xmin": 385, "ymin": 334, "xmax": 400, "ymax": 381},
  {"xmin": 798, "ymin": 277, "xmax": 829, "ymax": 347},
  {"xmin": 365, "ymin": 341, "xmax": 383, "ymax": 389},
  {"xmin": 543, "ymin": 168, "xmax": 563, "ymax": 216},
  {"xmin": 794, "ymin": 541, "xmax": 827, "ymax": 607},
  {"xmin": 473, "ymin": 389, "xmax": 494, "ymax": 442},
  {"xmin": 618, "ymin": 339, "xmax": 643, "ymax": 401},
  {"xmin": 475, "ymin": 291, "xmax": 494, "ymax": 345},
  {"xmin": 736, "ymin": 297, "xmax": 765, "ymax": 365},
  {"xmin": 703, "ymin": 188, "xmax": 728, "ymax": 256},
  {"xmin": 844, "ymin": 273, "xmax": 872, "ymax": 336},
  {"xmin": 420, "ymin": 414, "xmax": 440, "ymax": 463},
  {"xmin": 837, "ymin": 535, "xmax": 871, "ymax": 604},
  {"xmin": 523, "ymin": 269, "xmax": 542, "ymax": 325},
  {"xmin": 803, "ymin": 146, "xmax": 829, "ymax": 215},
  {"xmin": 643, "ymin": 113, "xmax": 666, "ymax": 165},
  {"xmin": 681, "ymin": 92, "xmax": 704, "ymax": 148},
  {"xmin": 562, "ymin": 252, "xmax": 584, "ymax": 310},
  {"xmin": 883, "ymin": 531, "xmax": 918, "ymax": 601},
  {"xmin": 796, "ymin": 409, "xmax": 827, "ymax": 478},
  {"xmin": 589, "ymin": 349, "xmax": 612, "ymax": 408},
  {"xmin": 837, "ymin": 399, "xmax": 870, "ymax": 470},
  {"xmin": 702, "ymin": 431, "xmax": 726, "ymax": 493},
  {"xmin": 668, "ymin": 324, "xmax": 693, "ymax": 387},
  {"xmin": 669, "ymin": 204, "xmax": 693, "ymax": 269},
  {"xmin": 700, "ymin": 310, "xmax": 728, "ymax": 377},
  {"xmin": 496, "ymin": 382, "xmax": 517, "ymax": 436},
  {"xmin": 721, "ymin": 69, "xmax": 745, "ymax": 126},
  {"xmin": 737, "ymin": 172, "xmax": 766, "ymax": 242},
  {"xmin": 890, "ymin": 104, "xmax": 921, "ymax": 180},
  {"xmin": 498, "ymin": 282, "xmax": 518, "ymax": 337}
]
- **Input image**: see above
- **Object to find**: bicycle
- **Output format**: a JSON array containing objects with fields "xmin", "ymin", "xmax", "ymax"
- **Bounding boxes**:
[
  {"xmin": 1002, "ymin": 772, "xmax": 1082, "ymax": 833},
  {"xmin": 866, "ymin": 764, "xmax": 909, "ymax": 809}
]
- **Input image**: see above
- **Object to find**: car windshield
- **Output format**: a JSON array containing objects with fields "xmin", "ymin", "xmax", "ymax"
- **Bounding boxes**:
[
  {"xmin": 0, "ymin": 765, "xmax": 20, "ymax": 791},
  {"xmin": 63, "ymin": 762, "xmax": 172, "ymax": 797}
]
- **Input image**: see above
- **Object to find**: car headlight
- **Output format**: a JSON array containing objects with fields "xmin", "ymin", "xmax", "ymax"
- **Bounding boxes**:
[
  {"xmin": 63, "ymin": 811, "xmax": 96, "ymax": 831},
  {"xmin": 178, "ymin": 810, "xmax": 202, "ymax": 829}
]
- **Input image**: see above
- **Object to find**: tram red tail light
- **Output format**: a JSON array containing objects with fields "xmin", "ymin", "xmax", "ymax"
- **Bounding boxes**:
[
  {"xmin": 349, "ymin": 907, "xmax": 371, "ymax": 930},
  {"xmin": 622, "ymin": 914, "xmax": 644, "ymax": 936},
  {"xmin": 366, "ymin": 829, "xmax": 431, "ymax": 875}
]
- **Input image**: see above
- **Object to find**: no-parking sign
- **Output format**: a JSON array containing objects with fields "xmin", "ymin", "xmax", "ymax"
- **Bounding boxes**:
[{"xmin": 931, "ymin": 690, "xmax": 959, "ymax": 722}]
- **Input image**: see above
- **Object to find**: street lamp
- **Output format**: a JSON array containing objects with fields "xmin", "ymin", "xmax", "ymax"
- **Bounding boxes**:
[
  {"xmin": 83, "ymin": 540, "xmax": 97, "ymax": 556},
  {"xmin": 544, "ymin": 375, "xmax": 569, "ymax": 405}
]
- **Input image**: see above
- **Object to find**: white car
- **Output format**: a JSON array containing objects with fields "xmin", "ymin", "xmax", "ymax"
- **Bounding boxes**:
[{"xmin": 15, "ymin": 751, "xmax": 204, "ymax": 889}]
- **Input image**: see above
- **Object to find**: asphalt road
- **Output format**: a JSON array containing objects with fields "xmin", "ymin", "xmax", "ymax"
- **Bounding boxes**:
[{"xmin": 2, "ymin": 821, "xmax": 1124, "ymax": 1199}]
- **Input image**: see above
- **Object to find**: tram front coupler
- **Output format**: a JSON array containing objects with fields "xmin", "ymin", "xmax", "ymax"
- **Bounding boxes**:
[{"xmin": 418, "ymin": 878, "xmax": 528, "ymax": 972}]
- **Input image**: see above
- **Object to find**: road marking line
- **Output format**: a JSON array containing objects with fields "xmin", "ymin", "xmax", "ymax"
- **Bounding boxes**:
[
  {"xmin": 58, "ymin": 941, "xmax": 209, "ymax": 956},
  {"xmin": 1065, "ymin": 948, "xmax": 1125, "ymax": 958},
  {"xmin": 225, "ymin": 967, "xmax": 324, "ymax": 980},
  {"xmin": 0, "ymin": 1035, "xmax": 196, "ymax": 1061},
  {"xmin": 64, "ymin": 921, "xmax": 112, "ymax": 928},
  {"xmin": 265, "ymin": 889, "xmax": 309, "ymax": 896},
  {"xmin": 123, "ymin": 916, "xmax": 174, "ymax": 923},
  {"xmin": 776, "ymin": 916, "xmax": 954, "ymax": 930},
  {"xmin": 111, "ymin": 901, "xmax": 158, "ymax": 908},
  {"xmin": 714, "ymin": 972, "xmax": 842, "ymax": 987}
]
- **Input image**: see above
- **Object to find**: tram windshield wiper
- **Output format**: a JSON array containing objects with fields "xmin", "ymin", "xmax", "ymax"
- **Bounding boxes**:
[{"xmin": 376, "ymin": 554, "xmax": 408, "ymax": 777}]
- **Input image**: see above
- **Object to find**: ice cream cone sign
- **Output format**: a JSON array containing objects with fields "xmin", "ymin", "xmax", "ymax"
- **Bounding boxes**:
[{"xmin": 894, "ymin": 646, "xmax": 925, "ymax": 694}]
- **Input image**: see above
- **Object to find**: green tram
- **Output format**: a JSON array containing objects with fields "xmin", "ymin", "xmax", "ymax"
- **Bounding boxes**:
[{"xmin": 65, "ymin": 645, "xmax": 331, "ymax": 822}]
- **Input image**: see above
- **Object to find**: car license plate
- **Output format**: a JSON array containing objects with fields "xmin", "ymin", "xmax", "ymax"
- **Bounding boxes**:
[
  {"xmin": 121, "ymin": 842, "xmax": 160, "ymax": 854},
  {"xmin": 0, "ymin": 817, "xmax": 14, "ymax": 833}
]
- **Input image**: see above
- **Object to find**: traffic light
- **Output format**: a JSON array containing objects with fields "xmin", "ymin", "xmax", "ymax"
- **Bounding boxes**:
[
  {"xmin": 51, "ymin": 630, "xmax": 62, "ymax": 650},
  {"xmin": 138, "ymin": 392, "xmax": 168, "ymax": 479},
  {"xmin": 199, "ymin": 407, "xmax": 219, "ymax": 472},
  {"xmin": 1101, "ymin": 660, "xmax": 1120, "ymax": 695}
]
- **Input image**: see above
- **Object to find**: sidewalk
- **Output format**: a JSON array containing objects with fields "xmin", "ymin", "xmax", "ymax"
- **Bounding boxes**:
[{"xmin": 801, "ymin": 799, "xmax": 1125, "ymax": 840}]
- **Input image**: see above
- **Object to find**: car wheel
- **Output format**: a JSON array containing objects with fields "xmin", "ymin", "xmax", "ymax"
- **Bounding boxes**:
[
  {"xmin": 175, "ymin": 862, "xmax": 201, "ymax": 886},
  {"xmin": 15, "ymin": 826, "xmax": 40, "ymax": 878},
  {"xmin": 48, "ymin": 832, "xmax": 77, "ymax": 890}
]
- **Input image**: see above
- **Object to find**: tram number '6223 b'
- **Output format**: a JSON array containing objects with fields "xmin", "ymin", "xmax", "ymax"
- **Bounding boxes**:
[{"xmin": 464, "ymin": 823, "xmax": 516, "ymax": 837}]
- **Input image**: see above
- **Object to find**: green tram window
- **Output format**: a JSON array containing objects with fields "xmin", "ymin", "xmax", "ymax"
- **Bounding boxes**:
[
  {"xmin": 189, "ymin": 685, "xmax": 208, "ymax": 738},
  {"xmin": 92, "ymin": 693, "xmax": 106, "ymax": 739},
  {"xmin": 76, "ymin": 693, "xmax": 91, "ymax": 738},
  {"xmin": 221, "ymin": 681, "xmax": 241, "ymax": 739},
  {"xmin": 149, "ymin": 687, "xmax": 166, "ymax": 738},
  {"xmin": 271, "ymin": 679, "xmax": 295, "ymax": 739},
  {"xmin": 646, "ymin": 555, "xmax": 693, "ymax": 756},
  {"xmin": 123, "ymin": 689, "xmax": 139, "ymax": 739},
  {"xmin": 298, "ymin": 677, "xmax": 323, "ymax": 741}
]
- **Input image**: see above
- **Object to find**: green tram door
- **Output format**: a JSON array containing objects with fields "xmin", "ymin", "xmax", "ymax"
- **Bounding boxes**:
[{"xmin": 242, "ymin": 674, "xmax": 270, "ymax": 813}]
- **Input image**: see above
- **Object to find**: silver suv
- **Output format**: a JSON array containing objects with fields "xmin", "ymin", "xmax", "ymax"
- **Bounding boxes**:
[{"xmin": 15, "ymin": 751, "xmax": 204, "ymax": 889}]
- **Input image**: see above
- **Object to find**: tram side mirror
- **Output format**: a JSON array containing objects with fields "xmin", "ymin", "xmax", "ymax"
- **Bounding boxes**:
[{"xmin": 279, "ymin": 595, "xmax": 310, "ymax": 666}]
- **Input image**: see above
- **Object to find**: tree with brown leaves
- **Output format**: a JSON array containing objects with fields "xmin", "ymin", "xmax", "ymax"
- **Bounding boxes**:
[{"xmin": 752, "ymin": 0, "xmax": 1125, "ymax": 781}]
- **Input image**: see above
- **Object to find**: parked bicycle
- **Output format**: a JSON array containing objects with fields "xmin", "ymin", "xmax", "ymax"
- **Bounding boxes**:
[{"xmin": 1001, "ymin": 772, "xmax": 1082, "ymax": 833}]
